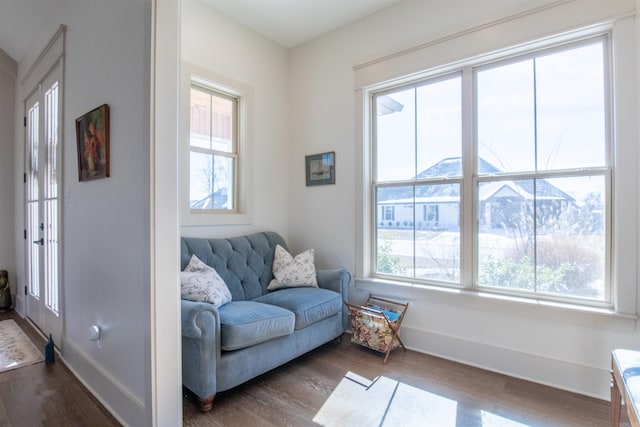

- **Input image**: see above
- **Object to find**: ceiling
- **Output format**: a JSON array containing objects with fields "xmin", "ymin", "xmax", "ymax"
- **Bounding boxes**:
[
  {"xmin": 0, "ymin": 0, "xmax": 403, "ymax": 63},
  {"xmin": 201, "ymin": 0, "xmax": 404, "ymax": 48},
  {"xmin": 0, "ymin": 0, "xmax": 63, "ymax": 62}
]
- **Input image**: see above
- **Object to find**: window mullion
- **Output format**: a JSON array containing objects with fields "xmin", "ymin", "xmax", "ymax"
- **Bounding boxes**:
[
  {"xmin": 462, "ymin": 66, "xmax": 474, "ymax": 289},
  {"xmin": 208, "ymin": 93, "xmax": 213, "ymax": 149},
  {"xmin": 413, "ymin": 88, "xmax": 418, "ymax": 279},
  {"xmin": 532, "ymin": 58, "xmax": 538, "ymax": 293}
]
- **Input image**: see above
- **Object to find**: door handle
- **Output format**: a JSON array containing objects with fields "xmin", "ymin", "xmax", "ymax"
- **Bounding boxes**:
[{"xmin": 33, "ymin": 238, "xmax": 44, "ymax": 245}]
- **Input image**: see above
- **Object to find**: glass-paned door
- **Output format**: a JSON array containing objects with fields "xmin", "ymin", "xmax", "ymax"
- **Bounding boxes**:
[{"xmin": 25, "ymin": 65, "xmax": 62, "ymax": 345}]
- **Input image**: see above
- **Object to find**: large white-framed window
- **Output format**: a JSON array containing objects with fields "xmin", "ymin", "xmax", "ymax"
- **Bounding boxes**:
[
  {"xmin": 180, "ymin": 62, "xmax": 253, "ymax": 226},
  {"xmin": 369, "ymin": 33, "xmax": 612, "ymax": 307}
]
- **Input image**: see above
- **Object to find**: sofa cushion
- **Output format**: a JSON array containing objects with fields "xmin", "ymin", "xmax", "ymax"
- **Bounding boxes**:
[
  {"xmin": 269, "ymin": 244, "xmax": 318, "ymax": 290},
  {"xmin": 254, "ymin": 288, "xmax": 342, "ymax": 330},
  {"xmin": 218, "ymin": 301, "xmax": 295, "ymax": 351},
  {"xmin": 180, "ymin": 255, "xmax": 232, "ymax": 308}
]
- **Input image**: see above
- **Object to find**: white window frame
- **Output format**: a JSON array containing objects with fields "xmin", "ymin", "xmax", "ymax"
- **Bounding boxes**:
[
  {"xmin": 371, "ymin": 35, "xmax": 611, "ymax": 306},
  {"xmin": 356, "ymin": 18, "xmax": 637, "ymax": 318},
  {"xmin": 189, "ymin": 83, "xmax": 239, "ymax": 212},
  {"xmin": 472, "ymin": 37, "xmax": 612, "ymax": 306},
  {"xmin": 180, "ymin": 62, "xmax": 253, "ymax": 226}
]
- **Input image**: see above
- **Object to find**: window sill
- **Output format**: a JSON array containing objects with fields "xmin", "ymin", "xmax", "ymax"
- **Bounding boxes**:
[
  {"xmin": 181, "ymin": 211, "xmax": 252, "ymax": 227},
  {"xmin": 354, "ymin": 277, "xmax": 638, "ymax": 332}
]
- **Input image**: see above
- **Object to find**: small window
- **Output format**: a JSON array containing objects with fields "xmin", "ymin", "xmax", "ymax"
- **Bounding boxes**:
[
  {"xmin": 189, "ymin": 84, "xmax": 238, "ymax": 211},
  {"xmin": 382, "ymin": 205, "xmax": 395, "ymax": 221}
]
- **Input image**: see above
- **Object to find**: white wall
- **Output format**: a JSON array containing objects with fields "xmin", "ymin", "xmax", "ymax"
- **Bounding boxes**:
[
  {"xmin": 287, "ymin": 0, "xmax": 573, "ymax": 267},
  {"xmin": 0, "ymin": 49, "xmax": 16, "ymax": 301},
  {"xmin": 180, "ymin": 0, "xmax": 290, "ymax": 240},
  {"xmin": 13, "ymin": 1, "xmax": 152, "ymax": 425},
  {"xmin": 290, "ymin": 0, "xmax": 638, "ymax": 400}
]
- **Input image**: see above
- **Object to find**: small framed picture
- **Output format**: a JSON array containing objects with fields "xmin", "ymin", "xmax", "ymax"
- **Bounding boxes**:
[
  {"xmin": 305, "ymin": 151, "xmax": 335, "ymax": 186},
  {"xmin": 76, "ymin": 104, "xmax": 110, "ymax": 181}
]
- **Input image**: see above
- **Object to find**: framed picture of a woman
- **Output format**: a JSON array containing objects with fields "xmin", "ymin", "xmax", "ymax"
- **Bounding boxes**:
[{"xmin": 76, "ymin": 104, "xmax": 110, "ymax": 181}]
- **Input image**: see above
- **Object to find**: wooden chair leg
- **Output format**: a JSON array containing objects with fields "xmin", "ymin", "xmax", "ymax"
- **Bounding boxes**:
[
  {"xmin": 200, "ymin": 395, "xmax": 215, "ymax": 412},
  {"xmin": 611, "ymin": 372, "xmax": 621, "ymax": 427}
]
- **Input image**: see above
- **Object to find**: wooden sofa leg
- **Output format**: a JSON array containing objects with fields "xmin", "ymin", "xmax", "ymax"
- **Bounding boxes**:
[{"xmin": 200, "ymin": 395, "xmax": 215, "ymax": 412}]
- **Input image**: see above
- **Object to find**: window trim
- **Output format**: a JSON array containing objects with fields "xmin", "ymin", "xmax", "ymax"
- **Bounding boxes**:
[
  {"xmin": 189, "ymin": 82, "xmax": 239, "ymax": 212},
  {"xmin": 354, "ymin": 21, "xmax": 637, "ymax": 316},
  {"xmin": 180, "ymin": 62, "xmax": 253, "ymax": 226}
]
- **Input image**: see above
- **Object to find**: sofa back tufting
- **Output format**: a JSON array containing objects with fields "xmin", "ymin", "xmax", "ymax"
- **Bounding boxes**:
[{"xmin": 181, "ymin": 231, "xmax": 287, "ymax": 301}]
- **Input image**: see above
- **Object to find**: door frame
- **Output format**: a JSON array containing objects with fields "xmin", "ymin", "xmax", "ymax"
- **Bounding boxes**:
[
  {"xmin": 20, "ymin": 25, "xmax": 66, "ymax": 345},
  {"xmin": 149, "ymin": 0, "xmax": 183, "ymax": 424}
]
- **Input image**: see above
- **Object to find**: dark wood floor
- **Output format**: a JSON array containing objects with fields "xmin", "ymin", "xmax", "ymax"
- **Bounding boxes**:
[
  {"xmin": 1, "ymin": 310, "xmax": 627, "ymax": 426},
  {"xmin": 0, "ymin": 310, "xmax": 120, "ymax": 427},
  {"xmin": 184, "ymin": 337, "xmax": 626, "ymax": 427}
]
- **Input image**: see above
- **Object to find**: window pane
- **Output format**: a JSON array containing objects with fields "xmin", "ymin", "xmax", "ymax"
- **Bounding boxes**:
[
  {"xmin": 190, "ymin": 88, "xmax": 234, "ymax": 153},
  {"xmin": 536, "ymin": 43, "xmax": 606, "ymax": 170},
  {"xmin": 478, "ymin": 179, "xmax": 536, "ymax": 291},
  {"xmin": 478, "ymin": 41, "xmax": 606, "ymax": 174},
  {"xmin": 477, "ymin": 60, "xmax": 535, "ymax": 173},
  {"xmin": 416, "ymin": 76, "xmax": 462, "ymax": 178},
  {"xmin": 375, "ymin": 184, "xmax": 461, "ymax": 282},
  {"xmin": 45, "ymin": 82, "xmax": 59, "ymax": 199},
  {"xmin": 535, "ymin": 176, "xmax": 605, "ymax": 298},
  {"xmin": 478, "ymin": 176, "xmax": 605, "ymax": 298},
  {"xmin": 210, "ymin": 95, "xmax": 234, "ymax": 153},
  {"xmin": 375, "ymin": 89, "xmax": 416, "ymax": 181},
  {"xmin": 376, "ymin": 185, "xmax": 413, "ymax": 277},
  {"xmin": 190, "ymin": 87, "xmax": 211, "ymax": 149},
  {"xmin": 190, "ymin": 152, "xmax": 235, "ymax": 210},
  {"xmin": 415, "ymin": 184, "xmax": 460, "ymax": 282}
]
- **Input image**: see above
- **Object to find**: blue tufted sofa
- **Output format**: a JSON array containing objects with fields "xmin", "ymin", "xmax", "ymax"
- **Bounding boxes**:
[{"xmin": 180, "ymin": 231, "xmax": 351, "ymax": 411}]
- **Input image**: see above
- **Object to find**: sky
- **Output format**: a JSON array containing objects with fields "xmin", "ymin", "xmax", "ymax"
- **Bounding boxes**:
[{"xmin": 375, "ymin": 38, "xmax": 607, "ymax": 202}]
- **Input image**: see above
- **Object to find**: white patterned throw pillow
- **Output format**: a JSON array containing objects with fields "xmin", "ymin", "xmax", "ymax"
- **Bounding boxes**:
[
  {"xmin": 268, "ymin": 244, "xmax": 318, "ymax": 291},
  {"xmin": 184, "ymin": 254, "xmax": 214, "ymax": 273},
  {"xmin": 180, "ymin": 255, "xmax": 232, "ymax": 307}
]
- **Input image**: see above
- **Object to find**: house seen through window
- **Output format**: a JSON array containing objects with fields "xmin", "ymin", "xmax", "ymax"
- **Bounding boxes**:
[
  {"xmin": 189, "ymin": 84, "xmax": 238, "ymax": 211},
  {"xmin": 373, "ymin": 35, "xmax": 609, "ymax": 304}
]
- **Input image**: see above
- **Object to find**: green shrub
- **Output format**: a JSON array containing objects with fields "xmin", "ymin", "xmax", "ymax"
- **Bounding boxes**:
[
  {"xmin": 377, "ymin": 238, "xmax": 405, "ymax": 275},
  {"xmin": 480, "ymin": 237, "xmax": 601, "ymax": 297}
]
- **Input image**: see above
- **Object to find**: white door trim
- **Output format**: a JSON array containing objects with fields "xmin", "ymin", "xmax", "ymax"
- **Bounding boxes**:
[{"xmin": 149, "ymin": 0, "xmax": 182, "ymax": 425}]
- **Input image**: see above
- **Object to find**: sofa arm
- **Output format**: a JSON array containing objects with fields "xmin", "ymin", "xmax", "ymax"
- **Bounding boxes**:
[
  {"xmin": 181, "ymin": 299, "xmax": 220, "ymax": 340},
  {"xmin": 317, "ymin": 268, "xmax": 351, "ymax": 330},
  {"xmin": 181, "ymin": 299, "xmax": 220, "ymax": 405},
  {"xmin": 317, "ymin": 268, "xmax": 351, "ymax": 298}
]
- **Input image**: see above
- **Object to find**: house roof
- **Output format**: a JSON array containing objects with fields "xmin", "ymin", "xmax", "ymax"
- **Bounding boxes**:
[
  {"xmin": 377, "ymin": 157, "xmax": 574, "ymax": 203},
  {"xmin": 377, "ymin": 95, "xmax": 404, "ymax": 116},
  {"xmin": 191, "ymin": 188, "xmax": 229, "ymax": 209},
  {"xmin": 414, "ymin": 156, "xmax": 500, "ymax": 179}
]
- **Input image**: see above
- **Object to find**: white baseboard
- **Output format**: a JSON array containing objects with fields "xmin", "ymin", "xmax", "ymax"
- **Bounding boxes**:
[
  {"xmin": 13, "ymin": 295, "xmax": 24, "ymax": 315},
  {"xmin": 399, "ymin": 325, "xmax": 610, "ymax": 401},
  {"xmin": 62, "ymin": 338, "xmax": 146, "ymax": 427}
]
